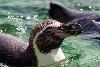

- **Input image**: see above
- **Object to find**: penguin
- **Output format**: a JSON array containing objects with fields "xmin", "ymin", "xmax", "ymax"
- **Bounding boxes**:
[{"xmin": 0, "ymin": 19, "xmax": 82, "ymax": 67}]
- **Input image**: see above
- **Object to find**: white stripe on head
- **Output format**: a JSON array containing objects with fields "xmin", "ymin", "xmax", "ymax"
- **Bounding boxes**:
[{"xmin": 33, "ymin": 25, "xmax": 65, "ymax": 67}]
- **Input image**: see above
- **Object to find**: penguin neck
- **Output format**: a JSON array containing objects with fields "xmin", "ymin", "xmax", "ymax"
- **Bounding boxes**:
[
  {"xmin": 25, "ymin": 44, "xmax": 38, "ymax": 67},
  {"xmin": 33, "ymin": 43, "xmax": 65, "ymax": 67}
]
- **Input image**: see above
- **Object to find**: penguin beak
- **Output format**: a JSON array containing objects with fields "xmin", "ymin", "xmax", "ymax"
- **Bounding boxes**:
[{"xmin": 61, "ymin": 23, "xmax": 83, "ymax": 35}]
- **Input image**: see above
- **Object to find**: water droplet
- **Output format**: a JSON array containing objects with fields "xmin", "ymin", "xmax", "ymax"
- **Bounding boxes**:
[
  {"xmin": 0, "ymin": 30, "xmax": 3, "ymax": 33},
  {"xmin": 80, "ymin": 9, "xmax": 83, "ymax": 11},
  {"xmin": 33, "ymin": 15, "xmax": 38, "ymax": 20},
  {"xmin": 77, "ymin": 3, "xmax": 80, "ymax": 6},
  {"xmin": 89, "ymin": 6, "xmax": 92, "ymax": 9},
  {"xmin": 8, "ymin": 12, "xmax": 11, "ymax": 14},
  {"xmin": 26, "ymin": 16, "xmax": 31, "ymax": 19}
]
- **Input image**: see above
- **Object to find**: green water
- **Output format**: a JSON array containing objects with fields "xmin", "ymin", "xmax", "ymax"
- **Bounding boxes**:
[{"xmin": 1, "ymin": 0, "xmax": 100, "ymax": 67}]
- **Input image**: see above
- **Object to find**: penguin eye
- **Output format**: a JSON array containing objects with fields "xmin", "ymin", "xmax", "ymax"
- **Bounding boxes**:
[
  {"xmin": 44, "ymin": 27, "xmax": 53, "ymax": 34},
  {"xmin": 45, "ymin": 30, "xmax": 52, "ymax": 34},
  {"xmin": 58, "ymin": 26, "xmax": 64, "ymax": 30}
]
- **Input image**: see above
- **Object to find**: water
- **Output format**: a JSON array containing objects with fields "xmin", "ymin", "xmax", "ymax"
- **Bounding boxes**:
[{"xmin": 1, "ymin": 0, "xmax": 100, "ymax": 67}]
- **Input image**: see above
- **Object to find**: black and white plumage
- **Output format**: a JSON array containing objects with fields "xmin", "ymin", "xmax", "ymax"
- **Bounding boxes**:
[{"xmin": 0, "ymin": 19, "xmax": 82, "ymax": 67}]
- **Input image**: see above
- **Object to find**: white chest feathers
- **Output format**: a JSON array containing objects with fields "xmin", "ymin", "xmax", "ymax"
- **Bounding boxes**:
[{"xmin": 33, "ymin": 42, "xmax": 65, "ymax": 67}]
